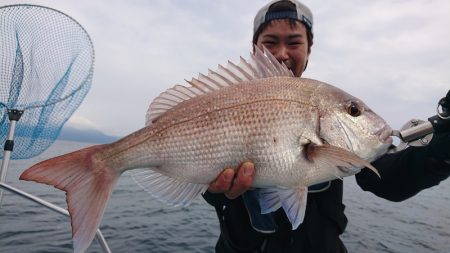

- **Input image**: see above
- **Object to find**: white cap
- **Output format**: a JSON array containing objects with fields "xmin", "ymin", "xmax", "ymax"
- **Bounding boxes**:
[{"xmin": 253, "ymin": 0, "xmax": 313, "ymax": 36}]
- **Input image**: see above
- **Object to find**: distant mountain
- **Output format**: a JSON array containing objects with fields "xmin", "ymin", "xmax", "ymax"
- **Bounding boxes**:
[{"xmin": 58, "ymin": 126, "xmax": 120, "ymax": 143}]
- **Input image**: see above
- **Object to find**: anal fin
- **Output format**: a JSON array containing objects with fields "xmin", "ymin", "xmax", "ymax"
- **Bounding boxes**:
[{"xmin": 132, "ymin": 168, "xmax": 208, "ymax": 207}]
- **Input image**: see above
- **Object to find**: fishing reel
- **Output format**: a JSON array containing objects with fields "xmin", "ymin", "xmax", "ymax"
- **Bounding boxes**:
[{"xmin": 389, "ymin": 89, "xmax": 450, "ymax": 153}]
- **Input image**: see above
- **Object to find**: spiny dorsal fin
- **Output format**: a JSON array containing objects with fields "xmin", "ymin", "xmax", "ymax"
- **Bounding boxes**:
[{"xmin": 145, "ymin": 47, "xmax": 294, "ymax": 126}]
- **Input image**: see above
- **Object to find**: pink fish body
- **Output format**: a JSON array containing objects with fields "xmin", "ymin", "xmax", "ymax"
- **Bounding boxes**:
[{"xmin": 21, "ymin": 48, "xmax": 392, "ymax": 252}]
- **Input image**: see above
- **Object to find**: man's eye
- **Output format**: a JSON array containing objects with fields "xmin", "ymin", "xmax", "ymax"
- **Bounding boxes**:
[{"xmin": 289, "ymin": 41, "xmax": 302, "ymax": 46}]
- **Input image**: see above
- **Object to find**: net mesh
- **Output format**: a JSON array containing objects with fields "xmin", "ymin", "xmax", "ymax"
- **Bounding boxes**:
[{"xmin": 0, "ymin": 4, "xmax": 94, "ymax": 159}]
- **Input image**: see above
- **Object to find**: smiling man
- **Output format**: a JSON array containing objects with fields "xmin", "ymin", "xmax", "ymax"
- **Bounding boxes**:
[{"xmin": 255, "ymin": 19, "xmax": 310, "ymax": 77}]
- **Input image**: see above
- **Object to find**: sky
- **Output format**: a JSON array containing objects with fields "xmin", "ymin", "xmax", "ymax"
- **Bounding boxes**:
[{"xmin": 1, "ymin": 0, "xmax": 450, "ymax": 137}]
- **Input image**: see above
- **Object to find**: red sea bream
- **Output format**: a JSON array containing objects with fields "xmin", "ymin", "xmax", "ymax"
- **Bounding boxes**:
[{"xmin": 20, "ymin": 48, "xmax": 392, "ymax": 253}]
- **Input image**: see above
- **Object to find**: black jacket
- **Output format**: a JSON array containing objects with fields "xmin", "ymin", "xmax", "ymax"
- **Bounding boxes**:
[{"xmin": 203, "ymin": 145, "xmax": 450, "ymax": 253}]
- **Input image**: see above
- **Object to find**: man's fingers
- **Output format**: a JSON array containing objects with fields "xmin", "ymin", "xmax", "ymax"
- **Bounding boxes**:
[
  {"xmin": 225, "ymin": 162, "xmax": 255, "ymax": 199},
  {"xmin": 208, "ymin": 168, "xmax": 235, "ymax": 193},
  {"xmin": 207, "ymin": 162, "xmax": 255, "ymax": 198}
]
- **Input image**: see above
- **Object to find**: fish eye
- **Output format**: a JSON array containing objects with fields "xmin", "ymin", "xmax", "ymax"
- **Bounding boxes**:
[{"xmin": 346, "ymin": 102, "xmax": 361, "ymax": 117}]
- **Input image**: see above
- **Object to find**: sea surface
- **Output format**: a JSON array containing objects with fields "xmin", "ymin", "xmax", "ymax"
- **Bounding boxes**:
[{"xmin": 0, "ymin": 140, "xmax": 449, "ymax": 253}]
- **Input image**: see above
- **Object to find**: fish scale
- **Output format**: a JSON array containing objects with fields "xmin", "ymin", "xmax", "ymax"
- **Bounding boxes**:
[{"xmin": 112, "ymin": 92, "xmax": 313, "ymax": 186}]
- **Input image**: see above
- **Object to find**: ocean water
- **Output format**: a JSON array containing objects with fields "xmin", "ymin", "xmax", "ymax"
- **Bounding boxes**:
[{"xmin": 1, "ymin": 140, "xmax": 449, "ymax": 253}]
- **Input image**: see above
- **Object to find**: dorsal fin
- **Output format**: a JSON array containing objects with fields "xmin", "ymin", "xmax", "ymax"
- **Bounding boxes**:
[{"xmin": 145, "ymin": 47, "xmax": 294, "ymax": 126}]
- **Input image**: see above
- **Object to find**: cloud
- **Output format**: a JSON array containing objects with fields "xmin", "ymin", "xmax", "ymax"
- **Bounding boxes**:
[{"xmin": 66, "ymin": 115, "xmax": 101, "ymax": 130}]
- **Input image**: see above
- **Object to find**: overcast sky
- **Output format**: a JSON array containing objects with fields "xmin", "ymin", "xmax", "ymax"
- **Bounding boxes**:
[{"xmin": 2, "ymin": 0, "xmax": 450, "ymax": 137}]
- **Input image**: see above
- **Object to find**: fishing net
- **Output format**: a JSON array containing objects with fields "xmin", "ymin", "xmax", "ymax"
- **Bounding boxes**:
[{"xmin": 0, "ymin": 4, "xmax": 94, "ymax": 159}]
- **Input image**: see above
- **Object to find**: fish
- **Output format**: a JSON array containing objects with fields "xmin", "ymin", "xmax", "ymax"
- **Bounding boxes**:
[{"xmin": 20, "ymin": 47, "xmax": 393, "ymax": 253}]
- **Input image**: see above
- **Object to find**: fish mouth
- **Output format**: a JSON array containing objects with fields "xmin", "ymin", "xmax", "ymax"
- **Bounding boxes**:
[{"xmin": 373, "ymin": 125, "xmax": 394, "ymax": 145}]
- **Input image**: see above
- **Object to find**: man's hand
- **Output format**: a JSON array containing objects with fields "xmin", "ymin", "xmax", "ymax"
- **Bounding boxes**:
[{"xmin": 208, "ymin": 161, "xmax": 255, "ymax": 199}]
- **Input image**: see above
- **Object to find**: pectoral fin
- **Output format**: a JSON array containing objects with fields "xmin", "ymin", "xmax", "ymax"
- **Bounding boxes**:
[{"xmin": 305, "ymin": 143, "xmax": 381, "ymax": 178}]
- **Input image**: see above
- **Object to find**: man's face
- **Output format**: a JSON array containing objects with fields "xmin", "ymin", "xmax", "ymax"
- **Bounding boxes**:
[{"xmin": 256, "ymin": 19, "xmax": 310, "ymax": 77}]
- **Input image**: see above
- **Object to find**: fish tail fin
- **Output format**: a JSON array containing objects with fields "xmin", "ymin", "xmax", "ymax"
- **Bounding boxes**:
[{"xmin": 20, "ymin": 144, "xmax": 119, "ymax": 253}]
